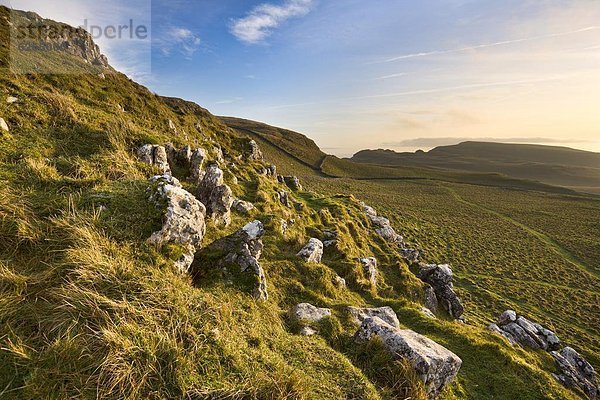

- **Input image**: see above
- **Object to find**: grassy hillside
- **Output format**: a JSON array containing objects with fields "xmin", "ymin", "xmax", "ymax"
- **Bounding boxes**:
[
  {"xmin": 0, "ymin": 6, "xmax": 597, "ymax": 400},
  {"xmin": 350, "ymin": 142, "xmax": 600, "ymax": 194}
]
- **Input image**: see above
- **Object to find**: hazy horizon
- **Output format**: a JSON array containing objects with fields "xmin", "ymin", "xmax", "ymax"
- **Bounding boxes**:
[{"xmin": 4, "ymin": 0, "xmax": 600, "ymax": 157}]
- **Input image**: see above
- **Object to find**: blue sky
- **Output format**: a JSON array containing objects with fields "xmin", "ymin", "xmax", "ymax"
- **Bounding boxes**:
[{"xmin": 4, "ymin": 0, "xmax": 600, "ymax": 155}]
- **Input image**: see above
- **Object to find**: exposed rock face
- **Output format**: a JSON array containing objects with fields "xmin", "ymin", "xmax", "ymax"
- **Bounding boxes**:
[
  {"xmin": 137, "ymin": 144, "xmax": 171, "ymax": 175},
  {"xmin": 197, "ymin": 164, "xmax": 234, "ymax": 226},
  {"xmin": 279, "ymin": 219, "xmax": 288, "ymax": 235},
  {"xmin": 423, "ymin": 285, "xmax": 439, "ymax": 314},
  {"xmin": 401, "ymin": 248, "xmax": 421, "ymax": 265},
  {"xmin": 0, "ymin": 118, "xmax": 8, "ymax": 132},
  {"xmin": 190, "ymin": 148, "xmax": 207, "ymax": 183},
  {"xmin": 297, "ymin": 238, "xmax": 324, "ymax": 263},
  {"xmin": 176, "ymin": 145, "xmax": 192, "ymax": 168},
  {"xmin": 147, "ymin": 175, "xmax": 206, "ymax": 273},
  {"xmin": 283, "ymin": 176, "xmax": 302, "ymax": 191},
  {"xmin": 360, "ymin": 202, "xmax": 404, "ymax": 245},
  {"xmin": 551, "ymin": 347, "xmax": 599, "ymax": 400},
  {"xmin": 266, "ymin": 164, "xmax": 277, "ymax": 177},
  {"xmin": 290, "ymin": 303, "xmax": 332, "ymax": 323},
  {"xmin": 168, "ymin": 119, "xmax": 177, "ymax": 131},
  {"xmin": 355, "ymin": 317, "xmax": 462, "ymax": 398},
  {"xmin": 490, "ymin": 310, "xmax": 560, "ymax": 351},
  {"xmin": 421, "ymin": 307, "xmax": 437, "ymax": 319},
  {"xmin": 360, "ymin": 257, "xmax": 378, "ymax": 286},
  {"xmin": 417, "ymin": 264, "xmax": 464, "ymax": 319},
  {"xmin": 347, "ymin": 306, "xmax": 400, "ymax": 328},
  {"xmin": 247, "ymin": 139, "xmax": 263, "ymax": 160},
  {"xmin": 191, "ymin": 220, "xmax": 268, "ymax": 301},
  {"xmin": 232, "ymin": 199, "xmax": 255, "ymax": 214}
]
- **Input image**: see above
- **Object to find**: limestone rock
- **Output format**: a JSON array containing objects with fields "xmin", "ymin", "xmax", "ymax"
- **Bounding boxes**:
[
  {"xmin": 247, "ymin": 139, "xmax": 263, "ymax": 160},
  {"xmin": 491, "ymin": 310, "xmax": 560, "ymax": 351},
  {"xmin": 147, "ymin": 175, "xmax": 206, "ymax": 273},
  {"xmin": 401, "ymin": 248, "xmax": 421, "ymax": 265},
  {"xmin": 297, "ymin": 238, "xmax": 324, "ymax": 263},
  {"xmin": 360, "ymin": 257, "xmax": 378, "ymax": 286},
  {"xmin": 417, "ymin": 264, "xmax": 464, "ymax": 319},
  {"xmin": 355, "ymin": 317, "xmax": 462, "ymax": 398},
  {"xmin": 551, "ymin": 347, "xmax": 598, "ymax": 399},
  {"xmin": 176, "ymin": 145, "xmax": 192, "ymax": 168},
  {"xmin": 168, "ymin": 119, "xmax": 177, "ymax": 131},
  {"xmin": 423, "ymin": 284, "xmax": 439, "ymax": 314},
  {"xmin": 279, "ymin": 219, "xmax": 288, "ymax": 235},
  {"xmin": 277, "ymin": 189, "xmax": 292, "ymax": 207},
  {"xmin": 421, "ymin": 307, "xmax": 437, "ymax": 319},
  {"xmin": 360, "ymin": 202, "xmax": 404, "ymax": 245},
  {"xmin": 347, "ymin": 306, "xmax": 400, "ymax": 328},
  {"xmin": 6, "ymin": 96, "xmax": 18, "ymax": 104},
  {"xmin": 197, "ymin": 164, "xmax": 234, "ymax": 227},
  {"xmin": 190, "ymin": 148, "xmax": 207, "ymax": 183},
  {"xmin": 232, "ymin": 199, "xmax": 255, "ymax": 214},
  {"xmin": 191, "ymin": 220, "xmax": 268, "ymax": 301},
  {"xmin": 0, "ymin": 118, "xmax": 8, "ymax": 132},
  {"xmin": 290, "ymin": 303, "xmax": 331, "ymax": 323},
  {"xmin": 137, "ymin": 144, "xmax": 171, "ymax": 175},
  {"xmin": 283, "ymin": 176, "xmax": 302, "ymax": 191},
  {"xmin": 333, "ymin": 275, "xmax": 346, "ymax": 289},
  {"xmin": 300, "ymin": 326, "xmax": 318, "ymax": 336}
]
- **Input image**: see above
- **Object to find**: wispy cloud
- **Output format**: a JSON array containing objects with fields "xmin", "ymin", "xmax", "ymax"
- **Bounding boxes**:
[
  {"xmin": 155, "ymin": 26, "xmax": 201, "ymax": 58},
  {"xmin": 230, "ymin": 0, "xmax": 315, "ymax": 44},
  {"xmin": 373, "ymin": 26, "xmax": 600, "ymax": 64},
  {"xmin": 375, "ymin": 72, "xmax": 408, "ymax": 80},
  {"xmin": 383, "ymin": 137, "xmax": 588, "ymax": 148},
  {"xmin": 215, "ymin": 97, "xmax": 243, "ymax": 105}
]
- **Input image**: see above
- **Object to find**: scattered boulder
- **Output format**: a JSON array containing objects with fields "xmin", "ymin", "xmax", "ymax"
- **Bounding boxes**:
[
  {"xmin": 247, "ymin": 139, "xmax": 263, "ymax": 160},
  {"xmin": 197, "ymin": 164, "xmax": 234, "ymax": 226},
  {"xmin": 283, "ymin": 176, "xmax": 302, "ymax": 191},
  {"xmin": 213, "ymin": 146, "xmax": 224, "ymax": 163},
  {"xmin": 490, "ymin": 310, "xmax": 560, "ymax": 351},
  {"xmin": 290, "ymin": 303, "xmax": 332, "ymax": 323},
  {"xmin": 355, "ymin": 317, "xmax": 462, "ymax": 398},
  {"xmin": 0, "ymin": 118, "xmax": 8, "ymax": 132},
  {"xmin": 147, "ymin": 175, "xmax": 206, "ymax": 273},
  {"xmin": 300, "ymin": 326, "xmax": 318, "ymax": 336},
  {"xmin": 297, "ymin": 238, "xmax": 324, "ymax": 263},
  {"xmin": 6, "ymin": 96, "xmax": 18, "ymax": 104},
  {"xmin": 137, "ymin": 144, "xmax": 171, "ymax": 175},
  {"xmin": 332, "ymin": 275, "xmax": 346, "ymax": 289},
  {"xmin": 401, "ymin": 248, "xmax": 421, "ymax": 265},
  {"xmin": 347, "ymin": 306, "xmax": 400, "ymax": 328},
  {"xmin": 190, "ymin": 220, "xmax": 268, "ymax": 301},
  {"xmin": 551, "ymin": 347, "xmax": 599, "ymax": 400},
  {"xmin": 277, "ymin": 189, "xmax": 292, "ymax": 208},
  {"xmin": 232, "ymin": 199, "xmax": 255, "ymax": 214},
  {"xmin": 190, "ymin": 148, "xmax": 207, "ymax": 183},
  {"xmin": 360, "ymin": 257, "xmax": 378, "ymax": 286},
  {"xmin": 360, "ymin": 202, "xmax": 404, "ymax": 245},
  {"xmin": 323, "ymin": 240, "xmax": 337, "ymax": 248},
  {"xmin": 266, "ymin": 164, "xmax": 277, "ymax": 177},
  {"xmin": 176, "ymin": 145, "xmax": 193, "ymax": 168},
  {"xmin": 168, "ymin": 119, "xmax": 177, "ymax": 131},
  {"xmin": 279, "ymin": 219, "xmax": 288, "ymax": 235},
  {"xmin": 417, "ymin": 264, "xmax": 464, "ymax": 320}
]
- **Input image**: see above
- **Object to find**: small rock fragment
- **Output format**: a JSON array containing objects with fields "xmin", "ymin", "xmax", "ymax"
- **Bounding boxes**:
[{"xmin": 297, "ymin": 238, "xmax": 324, "ymax": 263}]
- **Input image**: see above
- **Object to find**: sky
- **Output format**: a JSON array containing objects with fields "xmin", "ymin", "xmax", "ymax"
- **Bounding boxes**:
[{"xmin": 3, "ymin": 0, "xmax": 600, "ymax": 156}]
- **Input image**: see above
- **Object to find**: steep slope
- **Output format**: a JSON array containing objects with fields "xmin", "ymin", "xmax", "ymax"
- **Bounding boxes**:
[
  {"xmin": 0, "ymin": 7, "xmax": 597, "ymax": 400},
  {"xmin": 350, "ymin": 142, "xmax": 600, "ymax": 194}
]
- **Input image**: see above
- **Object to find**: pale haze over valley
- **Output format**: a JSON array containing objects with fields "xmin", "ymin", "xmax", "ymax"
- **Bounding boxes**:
[{"xmin": 5, "ymin": 0, "xmax": 600, "ymax": 157}]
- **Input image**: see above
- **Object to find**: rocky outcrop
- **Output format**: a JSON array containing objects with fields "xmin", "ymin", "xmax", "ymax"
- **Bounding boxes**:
[
  {"xmin": 147, "ymin": 175, "xmax": 206, "ymax": 273},
  {"xmin": 416, "ymin": 264, "xmax": 464, "ymax": 320},
  {"xmin": 137, "ymin": 144, "xmax": 171, "ymax": 175},
  {"xmin": 0, "ymin": 118, "xmax": 8, "ymax": 132},
  {"xmin": 332, "ymin": 275, "xmax": 346, "ymax": 289},
  {"xmin": 551, "ymin": 347, "xmax": 599, "ymax": 399},
  {"xmin": 360, "ymin": 257, "xmax": 378, "ymax": 286},
  {"xmin": 190, "ymin": 220, "xmax": 268, "ymax": 301},
  {"xmin": 423, "ymin": 285, "xmax": 439, "ymax": 314},
  {"xmin": 247, "ymin": 140, "xmax": 263, "ymax": 160},
  {"xmin": 297, "ymin": 238, "xmax": 324, "ymax": 263},
  {"xmin": 277, "ymin": 189, "xmax": 292, "ymax": 207},
  {"xmin": 232, "ymin": 199, "xmax": 255, "ymax": 214},
  {"xmin": 355, "ymin": 317, "xmax": 462, "ymax": 398},
  {"xmin": 190, "ymin": 148, "xmax": 207, "ymax": 183},
  {"xmin": 401, "ymin": 248, "xmax": 421, "ymax": 265},
  {"xmin": 488, "ymin": 310, "xmax": 560, "ymax": 351},
  {"xmin": 360, "ymin": 202, "xmax": 404, "ymax": 245},
  {"xmin": 283, "ymin": 176, "xmax": 302, "ymax": 191},
  {"xmin": 197, "ymin": 164, "xmax": 234, "ymax": 226},
  {"xmin": 290, "ymin": 303, "xmax": 332, "ymax": 336},
  {"xmin": 347, "ymin": 306, "xmax": 400, "ymax": 328}
]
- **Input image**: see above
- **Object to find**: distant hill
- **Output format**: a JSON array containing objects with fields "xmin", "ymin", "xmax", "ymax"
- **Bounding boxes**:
[{"xmin": 350, "ymin": 142, "xmax": 600, "ymax": 194}]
